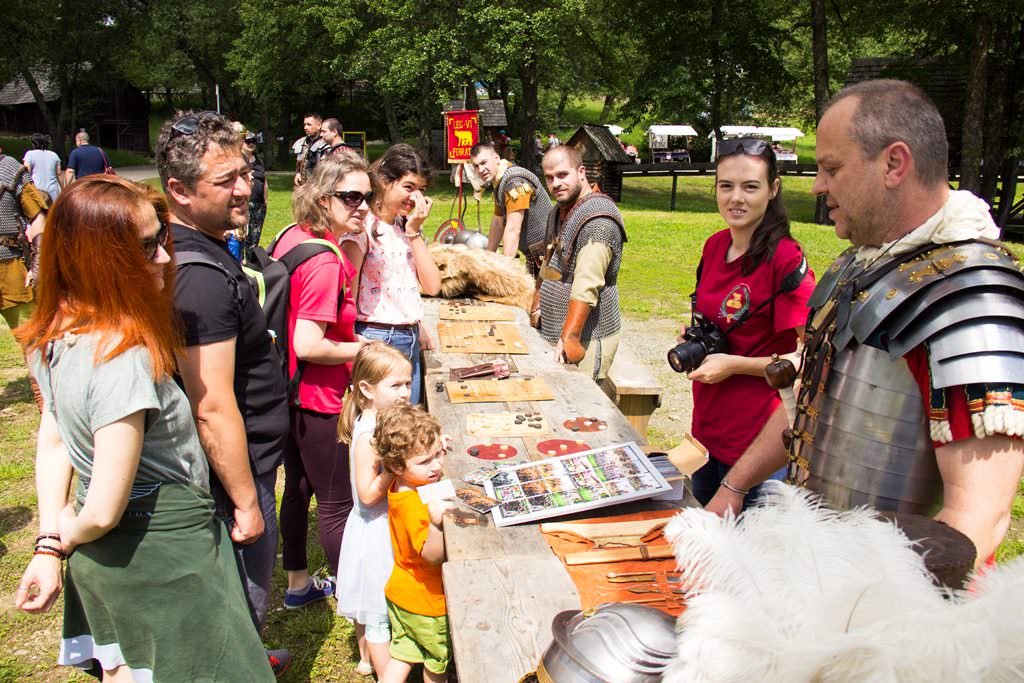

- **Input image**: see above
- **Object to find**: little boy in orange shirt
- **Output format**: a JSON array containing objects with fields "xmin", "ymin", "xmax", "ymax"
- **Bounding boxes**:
[{"xmin": 375, "ymin": 405, "xmax": 452, "ymax": 683}]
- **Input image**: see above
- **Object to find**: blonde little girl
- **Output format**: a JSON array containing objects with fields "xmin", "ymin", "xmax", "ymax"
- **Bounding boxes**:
[{"xmin": 337, "ymin": 342, "xmax": 413, "ymax": 678}]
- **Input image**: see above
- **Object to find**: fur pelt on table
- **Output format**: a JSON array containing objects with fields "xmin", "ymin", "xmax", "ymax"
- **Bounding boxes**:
[
  {"xmin": 663, "ymin": 481, "xmax": 1024, "ymax": 683},
  {"xmin": 428, "ymin": 243, "xmax": 535, "ymax": 311}
]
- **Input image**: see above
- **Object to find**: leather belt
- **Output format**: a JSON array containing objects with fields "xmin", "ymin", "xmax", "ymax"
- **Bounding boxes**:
[{"xmin": 360, "ymin": 321, "xmax": 416, "ymax": 331}]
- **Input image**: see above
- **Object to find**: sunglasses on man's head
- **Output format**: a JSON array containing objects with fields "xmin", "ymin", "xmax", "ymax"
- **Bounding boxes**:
[
  {"xmin": 329, "ymin": 190, "xmax": 372, "ymax": 209},
  {"xmin": 169, "ymin": 111, "xmax": 221, "ymax": 139},
  {"xmin": 141, "ymin": 222, "xmax": 169, "ymax": 261},
  {"xmin": 718, "ymin": 137, "xmax": 775, "ymax": 159}
]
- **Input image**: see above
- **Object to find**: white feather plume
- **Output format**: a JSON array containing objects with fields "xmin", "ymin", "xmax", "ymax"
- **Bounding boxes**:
[{"xmin": 662, "ymin": 481, "xmax": 1024, "ymax": 682}]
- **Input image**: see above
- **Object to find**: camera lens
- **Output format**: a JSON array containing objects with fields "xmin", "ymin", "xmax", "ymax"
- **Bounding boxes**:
[{"xmin": 667, "ymin": 341, "xmax": 707, "ymax": 374}]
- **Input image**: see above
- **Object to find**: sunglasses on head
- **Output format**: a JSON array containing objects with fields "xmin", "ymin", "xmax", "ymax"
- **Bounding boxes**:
[
  {"xmin": 169, "ymin": 111, "xmax": 221, "ymax": 139},
  {"xmin": 718, "ymin": 137, "xmax": 775, "ymax": 159},
  {"xmin": 329, "ymin": 190, "xmax": 372, "ymax": 209},
  {"xmin": 141, "ymin": 221, "xmax": 169, "ymax": 261}
]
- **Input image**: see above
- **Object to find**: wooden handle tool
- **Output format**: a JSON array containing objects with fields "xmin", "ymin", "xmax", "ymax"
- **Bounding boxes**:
[{"xmin": 564, "ymin": 544, "xmax": 675, "ymax": 566}]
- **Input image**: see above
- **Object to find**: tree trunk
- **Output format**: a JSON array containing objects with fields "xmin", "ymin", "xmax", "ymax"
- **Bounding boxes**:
[
  {"xmin": 277, "ymin": 103, "xmax": 291, "ymax": 166},
  {"xmin": 464, "ymin": 81, "xmax": 479, "ymax": 111},
  {"xmin": 980, "ymin": 21, "xmax": 1013, "ymax": 205},
  {"xmin": 959, "ymin": 14, "xmax": 991, "ymax": 195},
  {"xmin": 811, "ymin": 0, "xmax": 830, "ymax": 123},
  {"xmin": 599, "ymin": 94, "xmax": 615, "ymax": 124},
  {"xmin": 417, "ymin": 75, "xmax": 432, "ymax": 155},
  {"xmin": 555, "ymin": 91, "xmax": 569, "ymax": 125},
  {"xmin": 18, "ymin": 65, "xmax": 62, "ymax": 154},
  {"xmin": 382, "ymin": 90, "xmax": 402, "ymax": 144},
  {"xmin": 519, "ymin": 59, "xmax": 539, "ymax": 170},
  {"xmin": 811, "ymin": 0, "xmax": 832, "ymax": 224},
  {"xmin": 498, "ymin": 76, "xmax": 513, "ymax": 131}
]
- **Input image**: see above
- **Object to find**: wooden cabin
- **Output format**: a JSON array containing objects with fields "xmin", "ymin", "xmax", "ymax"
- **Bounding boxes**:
[{"xmin": 566, "ymin": 124, "xmax": 633, "ymax": 202}]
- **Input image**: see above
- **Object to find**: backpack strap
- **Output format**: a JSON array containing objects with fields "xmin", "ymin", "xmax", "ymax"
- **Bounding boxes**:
[
  {"xmin": 266, "ymin": 235, "xmax": 348, "ymax": 407},
  {"xmin": 174, "ymin": 250, "xmax": 244, "ymax": 308}
]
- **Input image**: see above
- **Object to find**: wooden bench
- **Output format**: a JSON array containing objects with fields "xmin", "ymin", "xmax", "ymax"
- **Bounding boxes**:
[{"xmin": 600, "ymin": 342, "xmax": 663, "ymax": 440}]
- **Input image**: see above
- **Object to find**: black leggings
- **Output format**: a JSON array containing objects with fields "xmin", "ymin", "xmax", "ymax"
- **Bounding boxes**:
[{"xmin": 279, "ymin": 407, "xmax": 353, "ymax": 577}]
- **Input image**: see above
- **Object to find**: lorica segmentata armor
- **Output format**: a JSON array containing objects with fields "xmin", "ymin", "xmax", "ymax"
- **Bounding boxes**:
[{"xmin": 790, "ymin": 240, "xmax": 1024, "ymax": 514}]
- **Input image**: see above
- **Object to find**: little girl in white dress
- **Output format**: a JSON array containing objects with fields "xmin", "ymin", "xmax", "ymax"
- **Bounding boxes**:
[{"xmin": 337, "ymin": 342, "xmax": 413, "ymax": 678}]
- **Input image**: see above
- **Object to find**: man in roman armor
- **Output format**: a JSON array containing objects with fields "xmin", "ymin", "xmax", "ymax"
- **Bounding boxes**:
[
  {"xmin": 536, "ymin": 145, "xmax": 625, "ymax": 381},
  {"xmin": 469, "ymin": 141, "xmax": 552, "ymax": 268},
  {"xmin": 790, "ymin": 79, "xmax": 1024, "ymax": 567}
]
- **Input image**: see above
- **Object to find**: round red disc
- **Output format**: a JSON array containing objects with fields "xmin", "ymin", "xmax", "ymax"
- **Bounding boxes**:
[
  {"xmin": 536, "ymin": 438, "xmax": 589, "ymax": 457},
  {"xmin": 466, "ymin": 443, "xmax": 518, "ymax": 461}
]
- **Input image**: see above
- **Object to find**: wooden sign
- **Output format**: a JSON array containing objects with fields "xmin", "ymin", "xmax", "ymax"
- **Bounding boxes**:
[
  {"xmin": 438, "ymin": 321, "xmax": 529, "ymax": 355},
  {"xmin": 445, "ymin": 377, "xmax": 555, "ymax": 404}
]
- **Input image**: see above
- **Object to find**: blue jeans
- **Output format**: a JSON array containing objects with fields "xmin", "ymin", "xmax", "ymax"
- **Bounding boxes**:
[
  {"xmin": 690, "ymin": 457, "xmax": 786, "ymax": 511},
  {"xmin": 212, "ymin": 468, "xmax": 279, "ymax": 631},
  {"xmin": 355, "ymin": 322, "xmax": 423, "ymax": 405}
]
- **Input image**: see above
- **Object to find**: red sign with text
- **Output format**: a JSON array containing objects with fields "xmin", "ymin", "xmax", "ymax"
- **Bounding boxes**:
[{"xmin": 445, "ymin": 110, "xmax": 480, "ymax": 163}]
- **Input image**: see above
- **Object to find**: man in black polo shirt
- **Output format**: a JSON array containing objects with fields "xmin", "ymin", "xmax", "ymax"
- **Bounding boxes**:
[{"xmin": 156, "ymin": 112, "xmax": 291, "ymax": 674}]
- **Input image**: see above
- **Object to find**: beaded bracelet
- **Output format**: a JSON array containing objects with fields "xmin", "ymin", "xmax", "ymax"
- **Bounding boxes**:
[
  {"xmin": 33, "ymin": 547, "xmax": 65, "ymax": 560},
  {"xmin": 405, "ymin": 231, "xmax": 423, "ymax": 240},
  {"xmin": 720, "ymin": 478, "xmax": 750, "ymax": 496},
  {"xmin": 35, "ymin": 532, "xmax": 61, "ymax": 544},
  {"xmin": 34, "ymin": 540, "xmax": 66, "ymax": 557}
]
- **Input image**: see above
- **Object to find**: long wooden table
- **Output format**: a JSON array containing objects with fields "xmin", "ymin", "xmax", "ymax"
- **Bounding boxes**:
[{"xmin": 422, "ymin": 298, "xmax": 694, "ymax": 682}]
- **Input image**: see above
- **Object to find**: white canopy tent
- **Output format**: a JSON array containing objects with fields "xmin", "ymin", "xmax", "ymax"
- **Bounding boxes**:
[
  {"xmin": 647, "ymin": 124, "xmax": 698, "ymax": 162},
  {"xmin": 709, "ymin": 126, "xmax": 805, "ymax": 162}
]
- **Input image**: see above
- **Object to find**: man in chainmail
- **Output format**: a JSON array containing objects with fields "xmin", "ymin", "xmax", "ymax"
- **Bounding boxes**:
[
  {"xmin": 536, "ymin": 145, "xmax": 625, "ymax": 381},
  {"xmin": 0, "ymin": 145, "xmax": 48, "ymax": 409},
  {"xmin": 469, "ymin": 141, "xmax": 551, "ymax": 268}
]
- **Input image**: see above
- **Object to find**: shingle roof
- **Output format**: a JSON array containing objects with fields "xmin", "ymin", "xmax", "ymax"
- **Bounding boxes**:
[
  {"xmin": 0, "ymin": 70, "xmax": 59, "ymax": 106},
  {"xmin": 446, "ymin": 99, "xmax": 508, "ymax": 128},
  {"xmin": 567, "ymin": 124, "xmax": 632, "ymax": 163}
]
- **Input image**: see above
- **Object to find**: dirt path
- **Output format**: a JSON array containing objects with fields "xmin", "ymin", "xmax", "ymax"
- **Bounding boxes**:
[{"xmin": 618, "ymin": 316, "xmax": 693, "ymax": 449}]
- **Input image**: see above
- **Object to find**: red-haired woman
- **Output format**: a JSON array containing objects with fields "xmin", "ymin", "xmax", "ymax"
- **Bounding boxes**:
[{"xmin": 13, "ymin": 176, "xmax": 273, "ymax": 682}]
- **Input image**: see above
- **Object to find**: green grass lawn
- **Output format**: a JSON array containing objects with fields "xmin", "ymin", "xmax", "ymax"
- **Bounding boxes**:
[{"xmin": 1, "ymin": 170, "xmax": 1022, "ymax": 680}]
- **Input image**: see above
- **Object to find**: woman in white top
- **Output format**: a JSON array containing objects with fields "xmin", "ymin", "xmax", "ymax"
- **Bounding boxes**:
[
  {"xmin": 340, "ymin": 144, "xmax": 441, "ymax": 404},
  {"xmin": 22, "ymin": 133, "xmax": 63, "ymax": 202}
]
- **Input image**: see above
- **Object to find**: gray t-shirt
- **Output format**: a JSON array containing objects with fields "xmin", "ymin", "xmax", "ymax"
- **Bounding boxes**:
[{"xmin": 33, "ymin": 332, "xmax": 210, "ymax": 500}]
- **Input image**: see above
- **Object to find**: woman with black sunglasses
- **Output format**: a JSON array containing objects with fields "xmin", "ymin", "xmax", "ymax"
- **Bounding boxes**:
[
  {"xmin": 272, "ymin": 155, "xmax": 371, "ymax": 610},
  {"xmin": 14, "ymin": 176, "xmax": 274, "ymax": 681},
  {"xmin": 685, "ymin": 137, "xmax": 816, "ymax": 515}
]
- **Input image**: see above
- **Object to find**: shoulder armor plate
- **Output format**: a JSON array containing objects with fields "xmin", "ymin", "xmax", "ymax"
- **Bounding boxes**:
[
  {"xmin": 807, "ymin": 247, "xmax": 858, "ymax": 309},
  {"xmin": 833, "ymin": 241, "xmax": 1024, "ymax": 351}
]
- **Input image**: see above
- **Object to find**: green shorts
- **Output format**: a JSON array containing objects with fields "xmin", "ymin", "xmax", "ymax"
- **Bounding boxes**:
[{"xmin": 387, "ymin": 599, "xmax": 450, "ymax": 674}]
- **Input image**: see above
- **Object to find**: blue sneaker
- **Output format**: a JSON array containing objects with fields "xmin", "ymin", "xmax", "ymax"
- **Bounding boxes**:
[{"xmin": 283, "ymin": 576, "xmax": 334, "ymax": 609}]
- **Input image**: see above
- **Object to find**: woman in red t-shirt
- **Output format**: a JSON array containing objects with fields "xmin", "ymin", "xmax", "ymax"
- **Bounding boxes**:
[
  {"xmin": 274, "ymin": 156, "xmax": 371, "ymax": 607},
  {"xmin": 684, "ymin": 138, "xmax": 816, "ymax": 516}
]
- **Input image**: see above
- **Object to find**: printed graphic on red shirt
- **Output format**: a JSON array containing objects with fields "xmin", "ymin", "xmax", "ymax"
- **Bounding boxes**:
[{"xmin": 720, "ymin": 283, "xmax": 751, "ymax": 324}]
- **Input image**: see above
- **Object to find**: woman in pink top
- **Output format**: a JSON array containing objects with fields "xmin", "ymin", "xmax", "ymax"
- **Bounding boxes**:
[
  {"xmin": 273, "ymin": 155, "xmax": 370, "ymax": 606},
  {"xmin": 341, "ymin": 144, "xmax": 441, "ymax": 404}
]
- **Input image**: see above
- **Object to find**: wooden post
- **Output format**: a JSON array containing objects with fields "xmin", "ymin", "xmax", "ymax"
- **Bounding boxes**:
[{"xmin": 670, "ymin": 173, "xmax": 678, "ymax": 212}]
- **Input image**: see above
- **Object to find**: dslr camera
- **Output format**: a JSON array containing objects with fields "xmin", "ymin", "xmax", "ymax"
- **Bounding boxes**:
[{"xmin": 667, "ymin": 313, "xmax": 729, "ymax": 374}]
